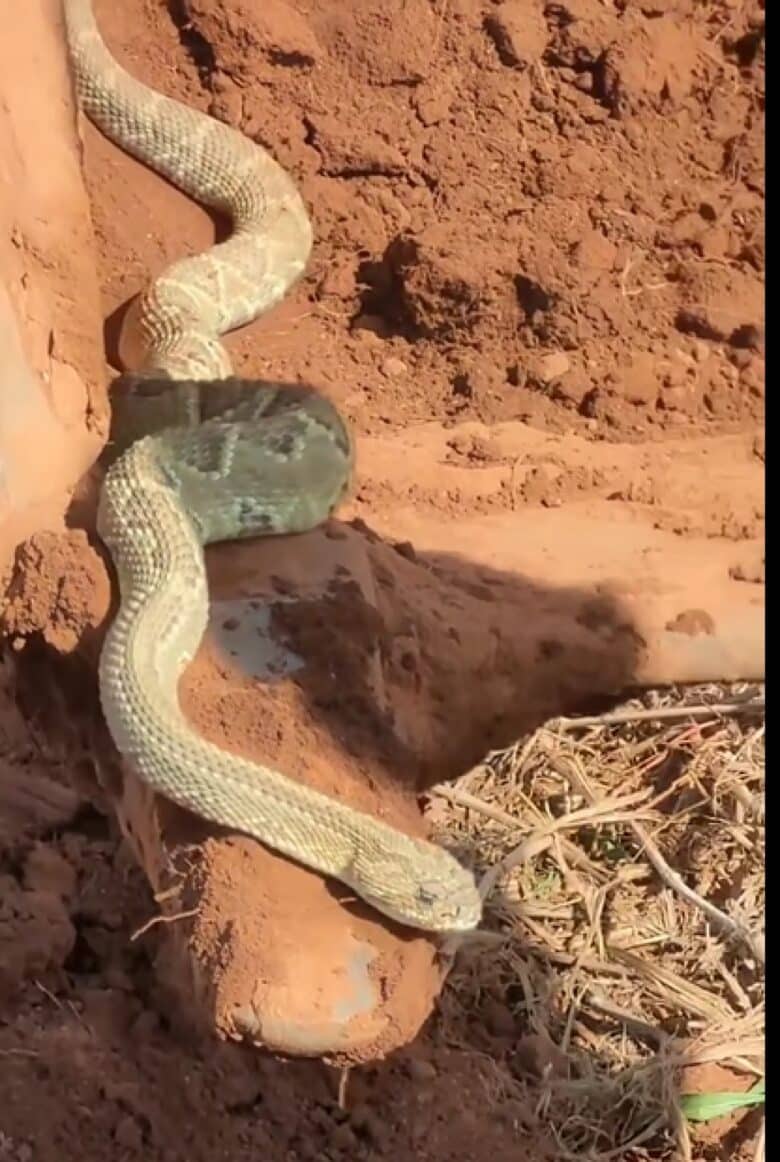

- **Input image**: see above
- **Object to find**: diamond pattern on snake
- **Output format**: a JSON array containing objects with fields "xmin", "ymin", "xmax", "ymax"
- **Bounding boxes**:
[{"xmin": 64, "ymin": 0, "xmax": 482, "ymax": 933}]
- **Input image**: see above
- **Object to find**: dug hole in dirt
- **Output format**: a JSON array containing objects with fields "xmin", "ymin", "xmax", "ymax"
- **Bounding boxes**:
[{"xmin": 0, "ymin": 1, "xmax": 764, "ymax": 1160}]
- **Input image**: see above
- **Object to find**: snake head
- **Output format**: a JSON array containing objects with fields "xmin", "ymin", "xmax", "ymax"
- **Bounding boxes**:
[
  {"xmin": 349, "ymin": 847, "xmax": 482, "ymax": 934},
  {"xmin": 412, "ymin": 871, "xmax": 483, "ymax": 933}
]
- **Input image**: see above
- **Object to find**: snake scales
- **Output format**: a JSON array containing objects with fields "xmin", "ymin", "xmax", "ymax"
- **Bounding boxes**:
[{"xmin": 64, "ymin": 0, "xmax": 482, "ymax": 933}]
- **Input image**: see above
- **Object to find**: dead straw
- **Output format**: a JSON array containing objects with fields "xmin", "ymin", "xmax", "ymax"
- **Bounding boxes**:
[{"xmin": 433, "ymin": 684, "xmax": 765, "ymax": 1160}]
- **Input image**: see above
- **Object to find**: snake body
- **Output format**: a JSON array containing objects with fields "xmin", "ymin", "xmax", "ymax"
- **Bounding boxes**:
[{"xmin": 64, "ymin": 0, "xmax": 482, "ymax": 933}]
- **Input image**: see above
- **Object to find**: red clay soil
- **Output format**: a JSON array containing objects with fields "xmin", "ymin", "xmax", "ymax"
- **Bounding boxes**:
[{"xmin": 0, "ymin": 0, "xmax": 764, "ymax": 1159}]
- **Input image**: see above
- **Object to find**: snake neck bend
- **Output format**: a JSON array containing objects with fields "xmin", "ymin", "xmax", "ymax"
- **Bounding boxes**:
[{"xmin": 64, "ymin": 0, "xmax": 312, "ymax": 380}]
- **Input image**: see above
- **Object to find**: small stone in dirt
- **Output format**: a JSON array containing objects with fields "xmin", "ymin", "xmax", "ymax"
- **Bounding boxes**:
[
  {"xmin": 484, "ymin": 1, "xmax": 548, "ymax": 69},
  {"xmin": 579, "ymin": 387, "xmax": 601, "ymax": 418},
  {"xmin": 130, "ymin": 1008, "xmax": 160, "ymax": 1040},
  {"xmin": 22, "ymin": 844, "xmax": 77, "ymax": 901},
  {"xmin": 308, "ymin": 115, "xmax": 406, "ymax": 177},
  {"xmin": 729, "ymin": 322, "xmax": 764, "ymax": 353},
  {"xmin": 414, "ymin": 84, "xmax": 452, "ymax": 126},
  {"xmin": 728, "ymin": 347, "xmax": 753, "ymax": 371},
  {"xmin": 319, "ymin": 262, "xmax": 355, "ymax": 300},
  {"xmin": 289, "ymin": 1137, "xmax": 320, "ymax": 1162},
  {"xmin": 208, "ymin": 86, "xmax": 243, "ymax": 129},
  {"xmin": 619, "ymin": 351, "xmax": 659, "ymax": 405},
  {"xmin": 219, "ymin": 0, "xmax": 321, "ymax": 69},
  {"xmin": 739, "ymin": 358, "xmax": 764, "ymax": 399},
  {"xmin": 351, "ymin": 314, "xmax": 389, "ymax": 343},
  {"xmin": 572, "ymin": 229, "xmax": 618, "ymax": 272},
  {"xmin": 552, "ymin": 370, "xmax": 589, "ymax": 406},
  {"xmin": 537, "ymin": 351, "xmax": 571, "ymax": 383},
  {"xmin": 221, "ymin": 1068, "xmax": 265, "ymax": 1111},
  {"xmin": 393, "ymin": 540, "xmax": 417, "ymax": 562},
  {"xmin": 638, "ymin": 0, "xmax": 678, "ymax": 13},
  {"xmin": 514, "ymin": 1032, "xmax": 570, "ymax": 1080},
  {"xmin": 103, "ymin": 964, "xmax": 135, "ymax": 993},
  {"xmin": 350, "ymin": 1103, "xmax": 386, "ymax": 1146},
  {"xmin": 329, "ymin": 1122, "xmax": 359, "ymax": 1151},
  {"xmin": 483, "ymin": 997, "xmax": 517, "ymax": 1037},
  {"xmin": 699, "ymin": 224, "xmax": 732, "ymax": 260},
  {"xmin": 406, "ymin": 1057, "xmax": 438, "ymax": 1083},
  {"xmin": 381, "ymin": 356, "xmax": 408, "ymax": 379},
  {"xmin": 114, "ymin": 1114, "xmax": 143, "ymax": 1153},
  {"xmin": 665, "ymin": 608, "xmax": 716, "ymax": 636},
  {"xmin": 675, "ymin": 305, "xmax": 728, "ymax": 342},
  {"xmin": 729, "ymin": 556, "xmax": 765, "ymax": 584},
  {"xmin": 506, "ymin": 362, "xmax": 526, "ymax": 388}
]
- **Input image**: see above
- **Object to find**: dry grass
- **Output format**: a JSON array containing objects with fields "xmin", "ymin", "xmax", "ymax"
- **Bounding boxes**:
[{"xmin": 429, "ymin": 683, "xmax": 765, "ymax": 1161}]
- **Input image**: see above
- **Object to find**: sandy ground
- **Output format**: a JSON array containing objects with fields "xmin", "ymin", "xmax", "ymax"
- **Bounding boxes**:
[{"xmin": 0, "ymin": 0, "xmax": 763, "ymax": 1159}]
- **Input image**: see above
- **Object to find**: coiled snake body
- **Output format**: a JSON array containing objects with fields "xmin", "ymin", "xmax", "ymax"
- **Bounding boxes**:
[{"xmin": 64, "ymin": 0, "xmax": 482, "ymax": 933}]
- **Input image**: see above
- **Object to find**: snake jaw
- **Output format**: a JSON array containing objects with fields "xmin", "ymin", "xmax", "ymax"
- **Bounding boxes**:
[
  {"xmin": 345, "ymin": 848, "xmax": 483, "ymax": 934},
  {"xmin": 414, "ymin": 878, "xmax": 483, "ymax": 934}
]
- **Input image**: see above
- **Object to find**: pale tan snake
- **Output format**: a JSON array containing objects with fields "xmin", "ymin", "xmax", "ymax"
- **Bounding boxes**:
[{"xmin": 64, "ymin": 0, "xmax": 482, "ymax": 933}]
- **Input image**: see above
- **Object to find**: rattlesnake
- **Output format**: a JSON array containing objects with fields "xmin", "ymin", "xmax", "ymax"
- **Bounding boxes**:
[{"xmin": 64, "ymin": 0, "xmax": 482, "ymax": 933}]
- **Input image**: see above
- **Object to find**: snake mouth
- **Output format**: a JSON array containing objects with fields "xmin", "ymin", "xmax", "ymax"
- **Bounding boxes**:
[{"xmin": 413, "ymin": 874, "xmax": 483, "ymax": 933}]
